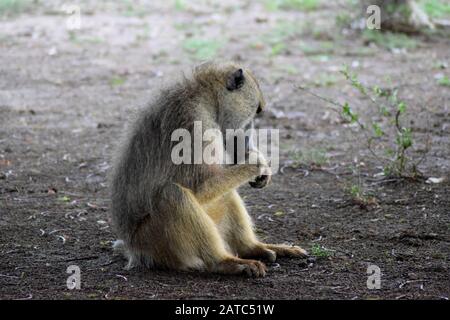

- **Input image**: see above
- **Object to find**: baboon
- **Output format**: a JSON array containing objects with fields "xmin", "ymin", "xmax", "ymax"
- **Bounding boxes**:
[{"xmin": 110, "ymin": 61, "xmax": 307, "ymax": 277}]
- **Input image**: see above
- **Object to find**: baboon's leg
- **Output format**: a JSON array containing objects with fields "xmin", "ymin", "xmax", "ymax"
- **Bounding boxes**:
[
  {"xmin": 132, "ymin": 183, "xmax": 267, "ymax": 277},
  {"xmin": 208, "ymin": 190, "xmax": 308, "ymax": 262}
]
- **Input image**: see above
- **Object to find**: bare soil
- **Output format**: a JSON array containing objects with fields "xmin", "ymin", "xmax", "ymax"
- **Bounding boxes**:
[{"xmin": 0, "ymin": 0, "xmax": 449, "ymax": 299}]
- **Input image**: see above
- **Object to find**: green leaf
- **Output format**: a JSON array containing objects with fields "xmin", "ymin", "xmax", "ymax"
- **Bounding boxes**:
[
  {"xmin": 311, "ymin": 244, "xmax": 331, "ymax": 258},
  {"xmin": 373, "ymin": 85, "xmax": 383, "ymax": 97},
  {"xmin": 342, "ymin": 102, "xmax": 351, "ymax": 116},
  {"xmin": 385, "ymin": 148, "xmax": 395, "ymax": 157},
  {"xmin": 421, "ymin": 0, "xmax": 450, "ymax": 18},
  {"xmin": 58, "ymin": 196, "xmax": 71, "ymax": 202},
  {"xmin": 350, "ymin": 185, "xmax": 361, "ymax": 197},
  {"xmin": 397, "ymin": 101, "xmax": 406, "ymax": 114},
  {"xmin": 340, "ymin": 65, "xmax": 350, "ymax": 79},
  {"xmin": 342, "ymin": 103, "xmax": 358, "ymax": 123},
  {"xmin": 110, "ymin": 76, "xmax": 126, "ymax": 86},
  {"xmin": 174, "ymin": 0, "xmax": 187, "ymax": 11},
  {"xmin": 379, "ymin": 105, "xmax": 390, "ymax": 117},
  {"xmin": 437, "ymin": 75, "xmax": 450, "ymax": 87},
  {"xmin": 389, "ymin": 89, "xmax": 398, "ymax": 104},
  {"xmin": 270, "ymin": 42, "xmax": 285, "ymax": 56},
  {"xmin": 397, "ymin": 127, "xmax": 413, "ymax": 149},
  {"xmin": 372, "ymin": 123, "xmax": 383, "ymax": 137}
]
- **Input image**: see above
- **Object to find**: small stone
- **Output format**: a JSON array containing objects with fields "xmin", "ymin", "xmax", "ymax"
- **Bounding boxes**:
[
  {"xmin": 408, "ymin": 272, "xmax": 418, "ymax": 280},
  {"xmin": 307, "ymin": 257, "xmax": 316, "ymax": 264}
]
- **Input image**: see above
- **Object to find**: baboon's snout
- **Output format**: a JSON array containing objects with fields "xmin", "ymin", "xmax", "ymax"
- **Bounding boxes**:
[{"xmin": 256, "ymin": 103, "xmax": 263, "ymax": 114}]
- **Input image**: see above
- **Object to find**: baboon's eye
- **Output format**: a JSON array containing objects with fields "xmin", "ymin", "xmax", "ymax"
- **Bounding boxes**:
[{"xmin": 226, "ymin": 68, "xmax": 245, "ymax": 91}]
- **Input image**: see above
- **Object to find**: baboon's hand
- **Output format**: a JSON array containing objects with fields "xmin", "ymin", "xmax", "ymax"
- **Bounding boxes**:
[
  {"xmin": 249, "ymin": 174, "xmax": 271, "ymax": 189},
  {"xmin": 247, "ymin": 150, "xmax": 272, "ymax": 188}
]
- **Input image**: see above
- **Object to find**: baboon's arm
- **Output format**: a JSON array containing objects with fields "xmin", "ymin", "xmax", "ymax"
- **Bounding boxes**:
[{"xmin": 194, "ymin": 164, "xmax": 259, "ymax": 205}]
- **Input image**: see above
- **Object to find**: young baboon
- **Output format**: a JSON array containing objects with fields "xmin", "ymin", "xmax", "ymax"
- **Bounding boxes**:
[{"xmin": 110, "ymin": 61, "xmax": 307, "ymax": 277}]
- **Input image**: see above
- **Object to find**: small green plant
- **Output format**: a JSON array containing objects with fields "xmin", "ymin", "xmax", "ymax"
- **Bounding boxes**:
[
  {"xmin": 58, "ymin": 196, "xmax": 71, "ymax": 202},
  {"xmin": 344, "ymin": 160, "xmax": 379, "ymax": 209},
  {"xmin": 335, "ymin": 12, "xmax": 353, "ymax": 28},
  {"xmin": 270, "ymin": 42, "xmax": 285, "ymax": 56},
  {"xmin": 183, "ymin": 38, "xmax": 222, "ymax": 61},
  {"xmin": 420, "ymin": 0, "xmax": 450, "ymax": 18},
  {"xmin": 349, "ymin": 184, "xmax": 362, "ymax": 198},
  {"xmin": 298, "ymin": 66, "xmax": 428, "ymax": 178},
  {"xmin": 261, "ymin": 20, "xmax": 303, "ymax": 57},
  {"xmin": 437, "ymin": 75, "xmax": 450, "ymax": 87},
  {"xmin": 0, "ymin": 0, "xmax": 32, "ymax": 16},
  {"xmin": 110, "ymin": 76, "xmax": 126, "ymax": 87},
  {"xmin": 310, "ymin": 244, "xmax": 331, "ymax": 258},
  {"xmin": 174, "ymin": 0, "xmax": 187, "ymax": 11},
  {"xmin": 347, "ymin": 183, "xmax": 378, "ymax": 209},
  {"xmin": 264, "ymin": 0, "xmax": 320, "ymax": 11},
  {"xmin": 362, "ymin": 30, "xmax": 418, "ymax": 50}
]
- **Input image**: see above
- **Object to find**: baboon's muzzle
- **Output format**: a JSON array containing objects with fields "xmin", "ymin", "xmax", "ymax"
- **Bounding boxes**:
[{"xmin": 256, "ymin": 105, "xmax": 263, "ymax": 114}]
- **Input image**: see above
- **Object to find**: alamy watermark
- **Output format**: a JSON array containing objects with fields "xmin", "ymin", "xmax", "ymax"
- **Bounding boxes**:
[
  {"xmin": 61, "ymin": 4, "xmax": 81, "ymax": 30},
  {"xmin": 366, "ymin": 5, "xmax": 381, "ymax": 30},
  {"xmin": 66, "ymin": 265, "xmax": 81, "ymax": 290},
  {"xmin": 170, "ymin": 121, "xmax": 279, "ymax": 173},
  {"xmin": 367, "ymin": 264, "xmax": 381, "ymax": 289}
]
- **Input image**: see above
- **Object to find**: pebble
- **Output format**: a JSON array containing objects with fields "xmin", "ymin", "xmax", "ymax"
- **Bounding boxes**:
[{"xmin": 307, "ymin": 257, "xmax": 316, "ymax": 264}]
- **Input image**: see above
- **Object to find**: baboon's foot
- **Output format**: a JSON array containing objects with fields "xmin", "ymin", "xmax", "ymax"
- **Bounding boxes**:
[
  {"xmin": 265, "ymin": 244, "xmax": 308, "ymax": 258},
  {"xmin": 215, "ymin": 257, "xmax": 267, "ymax": 277},
  {"xmin": 239, "ymin": 245, "xmax": 277, "ymax": 263}
]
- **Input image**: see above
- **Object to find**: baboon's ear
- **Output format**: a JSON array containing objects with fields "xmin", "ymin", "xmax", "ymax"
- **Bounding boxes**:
[{"xmin": 226, "ymin": 68, "xmax": 245, "ymax": 91}]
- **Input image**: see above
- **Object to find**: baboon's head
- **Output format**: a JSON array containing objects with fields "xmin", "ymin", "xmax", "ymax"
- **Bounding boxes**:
[{"xmin": 194, "ymin": 61, "xmax": 266, "ymax": 131}]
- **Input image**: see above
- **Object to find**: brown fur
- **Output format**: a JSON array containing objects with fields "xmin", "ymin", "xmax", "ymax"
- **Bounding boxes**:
[{"xmin": 109, "ymin": 61, "xmax": 307, "ymax": 277}]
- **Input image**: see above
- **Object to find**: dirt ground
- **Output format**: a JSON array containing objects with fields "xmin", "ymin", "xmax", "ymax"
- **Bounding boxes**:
[{"xmin": 0, "ymin": 0, "xmax": 449, "ymax": 300}]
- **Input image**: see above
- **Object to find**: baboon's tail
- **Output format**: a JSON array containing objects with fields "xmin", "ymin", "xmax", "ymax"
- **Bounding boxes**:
[
  {"xmin": 112, "ymin": 239, "xmax": 125, "ymax": 252},
  {"xmin": 112, "ymin": 239, "xmax": 154, "ymax": 270}
]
